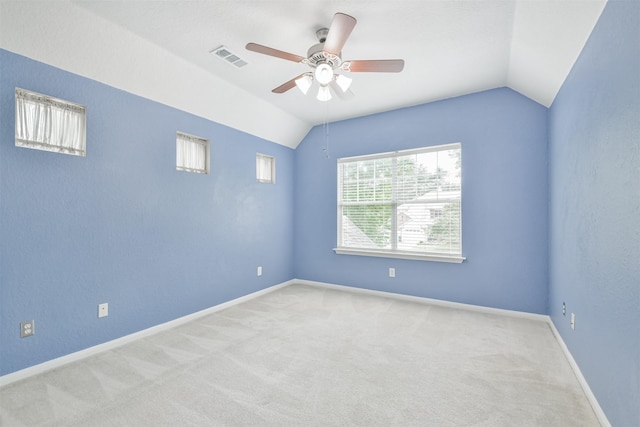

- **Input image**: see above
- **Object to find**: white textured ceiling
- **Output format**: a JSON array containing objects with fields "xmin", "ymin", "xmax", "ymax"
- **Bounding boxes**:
[{"xmin": 0, "ymin": 1, "xmax": 607, "ymax": 148}]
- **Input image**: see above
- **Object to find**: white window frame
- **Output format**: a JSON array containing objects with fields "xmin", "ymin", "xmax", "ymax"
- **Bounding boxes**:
[
  {"xmin": 15, "ymin": 88, "xmax": 87, "ymax": 156},
  {"xmin": 334, "ymin": 143, "xmax": 464, "ymax": 263},
  {"xmin": 176, "ymin": 132, "xmax": 210, "ymax": 174},
  {"xmin": 256, "ymin": 153, "xmax": 276, "ymax": 184}
]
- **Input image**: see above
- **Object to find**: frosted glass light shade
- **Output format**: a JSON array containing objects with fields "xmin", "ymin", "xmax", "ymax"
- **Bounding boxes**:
[
  {"xmin": 317, "ymin": 85, "xmax": 332, "ymax": 101},
  {"xmin": 295, "ymin": 75, "xmax": 312, "ymax": 95},
  {"xmin": 335, "ymin": 74, "xmax": 352, "ymax": 92}
]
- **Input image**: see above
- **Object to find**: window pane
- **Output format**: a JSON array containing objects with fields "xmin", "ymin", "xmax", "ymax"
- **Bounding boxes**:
[
  {"xmin": 177, "ymin": 133, "xmax": 208, "ymax": 174},
  {"xmin": 374, "ymin": 158, "xmax": 393, "ymax": 201},
  {"xmin": 397, "ymin": 201, "xmax": 460, "ymax": 254},
  {"xmin": 439, "ymin": 149, "xmax": 462, "ymax": 193},
  {"xmin": 256, "ymin": 154, "xmax": 275, "ymax": 183},
  {"xmin": 15, "ymin": 88, "xmax": 86, "ymax": 156},
  {"xmin": 341, "ymin": 204, "xmax": 392, "ymax": 250},
  {"xmin": 424, "ymin": 201, "xmax": 461, "ymax": 254},
  {"xmin": 397, "ymin": 154, "xmax": 425, "ymax": 202},
  {"xmin": 339, "ymin": 159, "xmax": 393, "ymax": 203}
]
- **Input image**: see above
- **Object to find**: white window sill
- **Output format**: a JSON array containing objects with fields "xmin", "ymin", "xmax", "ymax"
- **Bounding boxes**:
[{"xmin": 333, "ymin": 248, "xmax": 466, "ymax": 263}]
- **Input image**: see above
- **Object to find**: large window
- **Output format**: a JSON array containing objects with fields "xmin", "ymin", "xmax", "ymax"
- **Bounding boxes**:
[
  {"xmin": 176, "ymin": 132, "xmax": 209, "ymax": 174},
  {"xmin": 335, "ymin": 143, "xmax": 463, "ymax": 263},
  {"xmin": 15, "ymin": 88, "xmax": 87, "ymax": 156}
]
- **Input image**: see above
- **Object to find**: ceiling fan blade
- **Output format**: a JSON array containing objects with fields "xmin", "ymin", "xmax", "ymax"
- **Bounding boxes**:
[
  {"xmin": 272, "ymin": 74, "xmax": 306, "ymax": 94},
  {"xmin": 246, "ymin": 42, "xmax": 305, "ymax": 63},
  {"xmin": 323, "ymin": 13, "xmax": 357, "ymax": 56},
  {"xmin": 346, "ymin": 59, "xmax": 405, "ymax": 73}
]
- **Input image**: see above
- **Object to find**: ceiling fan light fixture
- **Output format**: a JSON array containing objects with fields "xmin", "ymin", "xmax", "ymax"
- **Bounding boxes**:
[
  {"xmin": 335, "ymin": 74, "xmax": 352, "ymax": 92},
  {"xmin": 295, "ymin": 74, "xmax": 313, "ymax": 95},
  {"xmin": 317, "ymin": 85, "xmax": 332, "ymax": 101},
  {"xmin": 315, "ymin": 63, "xmax": 334, "ymax": 86},
  {"xmin": 246, "ymin": 12, "xmax": 405, "ymax": 101}
]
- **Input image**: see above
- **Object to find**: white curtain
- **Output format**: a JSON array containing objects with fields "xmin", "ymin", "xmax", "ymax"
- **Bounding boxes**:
[
  {"xmin": 176, "ymin": 133, "xmax": 208, "ymax": 174},
  {"xmin": 256, "ymin": 154, "xmax": 274, "ymax": 183},
  {"xmin": 15, "ymin": 89, "xmax": 86, "ymax": 156}
]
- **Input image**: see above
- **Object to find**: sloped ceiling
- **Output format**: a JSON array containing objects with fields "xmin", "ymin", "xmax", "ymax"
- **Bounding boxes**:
[{"xmin": 0, "ymin": 1, "xmax": 607, "ymax": 148}]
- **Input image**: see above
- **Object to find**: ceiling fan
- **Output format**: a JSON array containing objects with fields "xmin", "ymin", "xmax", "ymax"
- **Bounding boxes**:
[{"xmin": 245, "ymin": 12, "xmax": 405, "ymax": 101}]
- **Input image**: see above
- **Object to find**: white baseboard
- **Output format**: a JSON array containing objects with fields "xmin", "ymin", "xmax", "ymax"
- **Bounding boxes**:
[
  {"xmin": 0, "ymin": 279, "xmax": 295, "ymax": 388},
  {"xmin": 1, "ymin": 277, "xmax": 611, "ymax": 427},
  {"xmin": 293, "ymin": 279, "xmax": 549, "ymax": 322},
  {"xmin": 547, "ymin": 320, "xmax": 611, "ymax": 427},
  {"xmin": 294, "ymin": 279, "xmax": 610, "ymax": 427},
  {"xmin": 295, "ymin": 279, "xmax": 612, "ymax": 425}
]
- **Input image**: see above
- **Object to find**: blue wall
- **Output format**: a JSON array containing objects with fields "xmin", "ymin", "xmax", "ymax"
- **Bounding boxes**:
[
  {"xmin": 294, "ymin": 88, "xmax": 549, "ymax": 314},
  {"xmin": 0, "ymin": 50, "xmax": 295, "ymax": 376},
  {"xmin": 3, "ymin": 4, "xmax": 638, "ymax": 422},
  {"xmin": 548, "ymin": 1, "xmax": 640, "ymax": 425}
]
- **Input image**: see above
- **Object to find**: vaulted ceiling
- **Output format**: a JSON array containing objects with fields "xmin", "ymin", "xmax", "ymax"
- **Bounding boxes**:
[{"xmin": 0, "ymin": 1, "xmax": 607, "ymax": 148}]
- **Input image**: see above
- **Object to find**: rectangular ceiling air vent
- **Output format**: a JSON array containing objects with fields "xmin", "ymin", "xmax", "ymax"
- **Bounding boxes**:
[{"xmin": 210, "ymin": 46, "xmax": 248, "ymax": 68}]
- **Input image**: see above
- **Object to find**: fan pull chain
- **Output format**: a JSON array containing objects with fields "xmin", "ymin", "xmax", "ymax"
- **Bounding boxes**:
[
  {"xmin": 323, "ymin": 121, "xmax": 330, "ymax": 159},
  {"xmin": 322, "ymin": 103, "xmax": 330, "ymax": 159}
]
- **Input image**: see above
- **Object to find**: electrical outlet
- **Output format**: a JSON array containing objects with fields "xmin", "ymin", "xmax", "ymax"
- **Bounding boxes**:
[
  {"xmin": 389, "ymin": 267, "xmax": 395, "ymax": 278},
  {"xmin": 98, "ymin": 303, "xmax": 109, "ymax": 318},
  {"xmin": 571, "ymin": 312, "xmax": 575, "ymax": 330},
  {"xmin": 20, "ymin": 320, "xmax": 35, "ymax": 338},
  {"xmin": 257, "ymin": 266, "xmax": 262, "ymax": 276},
  {"xmin": 562, "ymin": 302, "xmax": 566, "ymax": 316}
]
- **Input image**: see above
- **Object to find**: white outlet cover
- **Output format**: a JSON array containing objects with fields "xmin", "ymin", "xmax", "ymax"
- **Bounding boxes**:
[
  {"xmin": 20, "ymin": 320, "xmax": 35, "ymax": 337},
  {"xmin": 257, "ymin": 266, "xmax": 262, "ymax": 276},
  {"xmin": 389, "ymin": 268, "xmax": 395, "ymax": 278},
  {"xmin": 98, "ymin": 303, "xmax": 109, "ymax": 318},
  {"xmin": 570, "ymin": 312, "xmax": 575, "ymax": 330}
]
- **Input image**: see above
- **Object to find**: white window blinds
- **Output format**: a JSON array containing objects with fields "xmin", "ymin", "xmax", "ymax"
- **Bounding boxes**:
[
  {"xmin": 176, "ymin": 132, "xmax": 209, "ymax": 174},
  {"xmin": 256, "ymin": 153, "xmax": 275, "ymax": 183},
  {"xmin": 15, "ymin": 88, "xmax": 87, "ymax": 156},
  {"xmin": 337, "ymin": 143, "xmax": 462, "ymax": 260}
]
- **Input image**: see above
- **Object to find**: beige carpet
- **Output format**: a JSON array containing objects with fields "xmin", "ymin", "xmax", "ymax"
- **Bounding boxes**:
[{"xmin": 0, "ymin": 284, "xmax": 599, "ymax": 426}]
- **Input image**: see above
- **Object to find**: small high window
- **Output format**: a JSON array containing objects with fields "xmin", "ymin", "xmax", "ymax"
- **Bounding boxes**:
[
  {"xmin": 176, "ymin": 132, "xmax": 209, "ymax": 174},
  {"xmin": 256, "ymin": 153, "xmax": 275, "ymax": 184},
  {"xmin": 15, "ymin": 88, "xmax": 87, "ymax": 156}
]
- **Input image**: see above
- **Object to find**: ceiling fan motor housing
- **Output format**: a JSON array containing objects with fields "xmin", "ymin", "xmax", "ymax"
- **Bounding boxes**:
[
  {"xmin": 303, "ymin": 27, "xmax": 341, "ymax": 70},
  {"xmin": 307, "ymin": 42, "xmax": 342, "ymax": 69}
]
